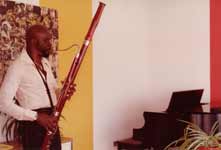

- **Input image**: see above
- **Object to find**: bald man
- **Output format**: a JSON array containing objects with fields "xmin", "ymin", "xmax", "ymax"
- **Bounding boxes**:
[{"xmin": 0, "ymin": 24, "xmax": 75, "ymax": 150}]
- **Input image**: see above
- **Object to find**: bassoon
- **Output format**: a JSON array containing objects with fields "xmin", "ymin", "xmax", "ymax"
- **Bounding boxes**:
[{"xmin": 41, "ymin": 2, "xmax": 105, "ymax": 150}]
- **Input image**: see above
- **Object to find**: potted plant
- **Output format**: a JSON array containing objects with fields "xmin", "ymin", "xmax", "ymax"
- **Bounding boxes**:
[{"xmin": 164, "ymin": 120, "xmax": 221, "ymax": 150}]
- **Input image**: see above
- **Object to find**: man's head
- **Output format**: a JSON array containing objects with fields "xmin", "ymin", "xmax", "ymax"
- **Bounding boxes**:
[{"xmin": 26, "ymin": 24, "xmax": 52, "ymax": 58}]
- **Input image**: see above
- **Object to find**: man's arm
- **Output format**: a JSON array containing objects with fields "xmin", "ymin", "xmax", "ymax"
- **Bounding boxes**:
[{"xmin": 0, "ymin": 61, "xmax": 37, "ymax": 121}]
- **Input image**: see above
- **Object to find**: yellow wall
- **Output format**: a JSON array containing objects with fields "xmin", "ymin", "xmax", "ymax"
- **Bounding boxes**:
[{"xmin": 40, "ymin": 0, "xmax": 93, "ymax": 150}]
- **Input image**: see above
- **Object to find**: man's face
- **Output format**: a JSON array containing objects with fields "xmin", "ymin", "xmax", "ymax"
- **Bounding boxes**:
[{"xmin": 35, "ymin": 32, "xmax": 52, "ymax": 58}]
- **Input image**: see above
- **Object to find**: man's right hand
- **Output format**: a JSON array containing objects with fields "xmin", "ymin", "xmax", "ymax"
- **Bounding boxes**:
[{"xmin": 36, "ymin": 113, "xmax": 57, "ymax": 132}]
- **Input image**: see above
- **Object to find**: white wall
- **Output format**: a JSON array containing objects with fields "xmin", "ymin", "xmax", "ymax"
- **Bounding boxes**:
[
  {"xmin": 0, "ymin": 0, "xmax": 39, "ymax": 143},
  {"xmin": 93, "ymin": 0, "xmax": 210, "ymax": 149}
]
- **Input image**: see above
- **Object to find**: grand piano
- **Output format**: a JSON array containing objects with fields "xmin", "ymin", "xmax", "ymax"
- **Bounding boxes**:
[{"xmin": 114, "ymin": 89, "xmax": 221, "ymax": 150}]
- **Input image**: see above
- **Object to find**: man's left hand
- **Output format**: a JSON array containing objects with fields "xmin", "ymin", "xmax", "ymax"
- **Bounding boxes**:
[{"xmin": 65, "ymin": 83, "xmax": 76, "ymax": 100}]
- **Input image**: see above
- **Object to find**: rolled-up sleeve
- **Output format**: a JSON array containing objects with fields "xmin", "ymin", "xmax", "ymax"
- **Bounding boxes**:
[{"xmin": 0, "ymin": 61, "xmax": 37, "ymax": 121}]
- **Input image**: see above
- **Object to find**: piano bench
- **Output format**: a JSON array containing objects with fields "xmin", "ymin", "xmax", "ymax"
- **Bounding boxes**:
[{"xmin": 114, "ymin": 138, "xmax": 145, "ymax": 150}]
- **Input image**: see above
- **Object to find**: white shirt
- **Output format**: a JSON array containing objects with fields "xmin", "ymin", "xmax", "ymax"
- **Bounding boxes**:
[{"xmin": 0, "ymin": 50, "xmax": 58, "ymax": 121}]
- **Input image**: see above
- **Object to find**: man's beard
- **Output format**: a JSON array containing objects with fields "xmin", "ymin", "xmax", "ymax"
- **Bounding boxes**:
[{"xmin": 41, "ymin": 49, "xmax": 50, "ymax": 58}]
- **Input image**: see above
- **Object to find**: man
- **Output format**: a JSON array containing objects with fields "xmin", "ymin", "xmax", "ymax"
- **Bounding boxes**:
[{"xmin": 0, "ymin": 24, "xmax": 75, "ymax": 150}]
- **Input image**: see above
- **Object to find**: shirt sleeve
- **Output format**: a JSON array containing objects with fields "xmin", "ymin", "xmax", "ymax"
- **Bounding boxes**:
[{"xmin": 0, "ymin": 61, "xmax": 37, "ymax": 121}]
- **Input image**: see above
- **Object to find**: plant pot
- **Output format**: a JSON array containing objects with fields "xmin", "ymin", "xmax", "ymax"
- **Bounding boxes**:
[{"xmin": 198, "ymin": 146, "xmax": 221, "ymax": 150}]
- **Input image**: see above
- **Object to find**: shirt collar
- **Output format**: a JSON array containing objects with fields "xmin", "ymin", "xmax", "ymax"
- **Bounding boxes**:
[
  {"xmin": 20, "ymin": 50, "xmax": 49, "ymax": 67},
  {"xmin": 20, "ymin": 50, "xmax": 34, "ymax": 65}
]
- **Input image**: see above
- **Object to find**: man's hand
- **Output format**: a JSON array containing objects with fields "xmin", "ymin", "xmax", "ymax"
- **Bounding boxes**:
[
  {"xmin": 56, "ymin": 83, "xmax": 77, "ymax": 100},
  {"xmin": 36, "ymin": 113, "xmax": 57, "ymax": 132},
  {"xmin": 65, "ymin": 83, "xmax": 76, "ymax": 100}
]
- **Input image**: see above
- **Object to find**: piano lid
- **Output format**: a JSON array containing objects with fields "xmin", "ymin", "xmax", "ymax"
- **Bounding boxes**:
[{"xmin": 166, "ymin": 89, "xmax": 204, "ymax": 112}]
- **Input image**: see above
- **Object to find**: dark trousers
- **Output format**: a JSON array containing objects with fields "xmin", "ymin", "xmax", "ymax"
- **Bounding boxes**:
[{"xmin": 18, "ymin": 108, "xmax": 61, "ymax": 150}]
